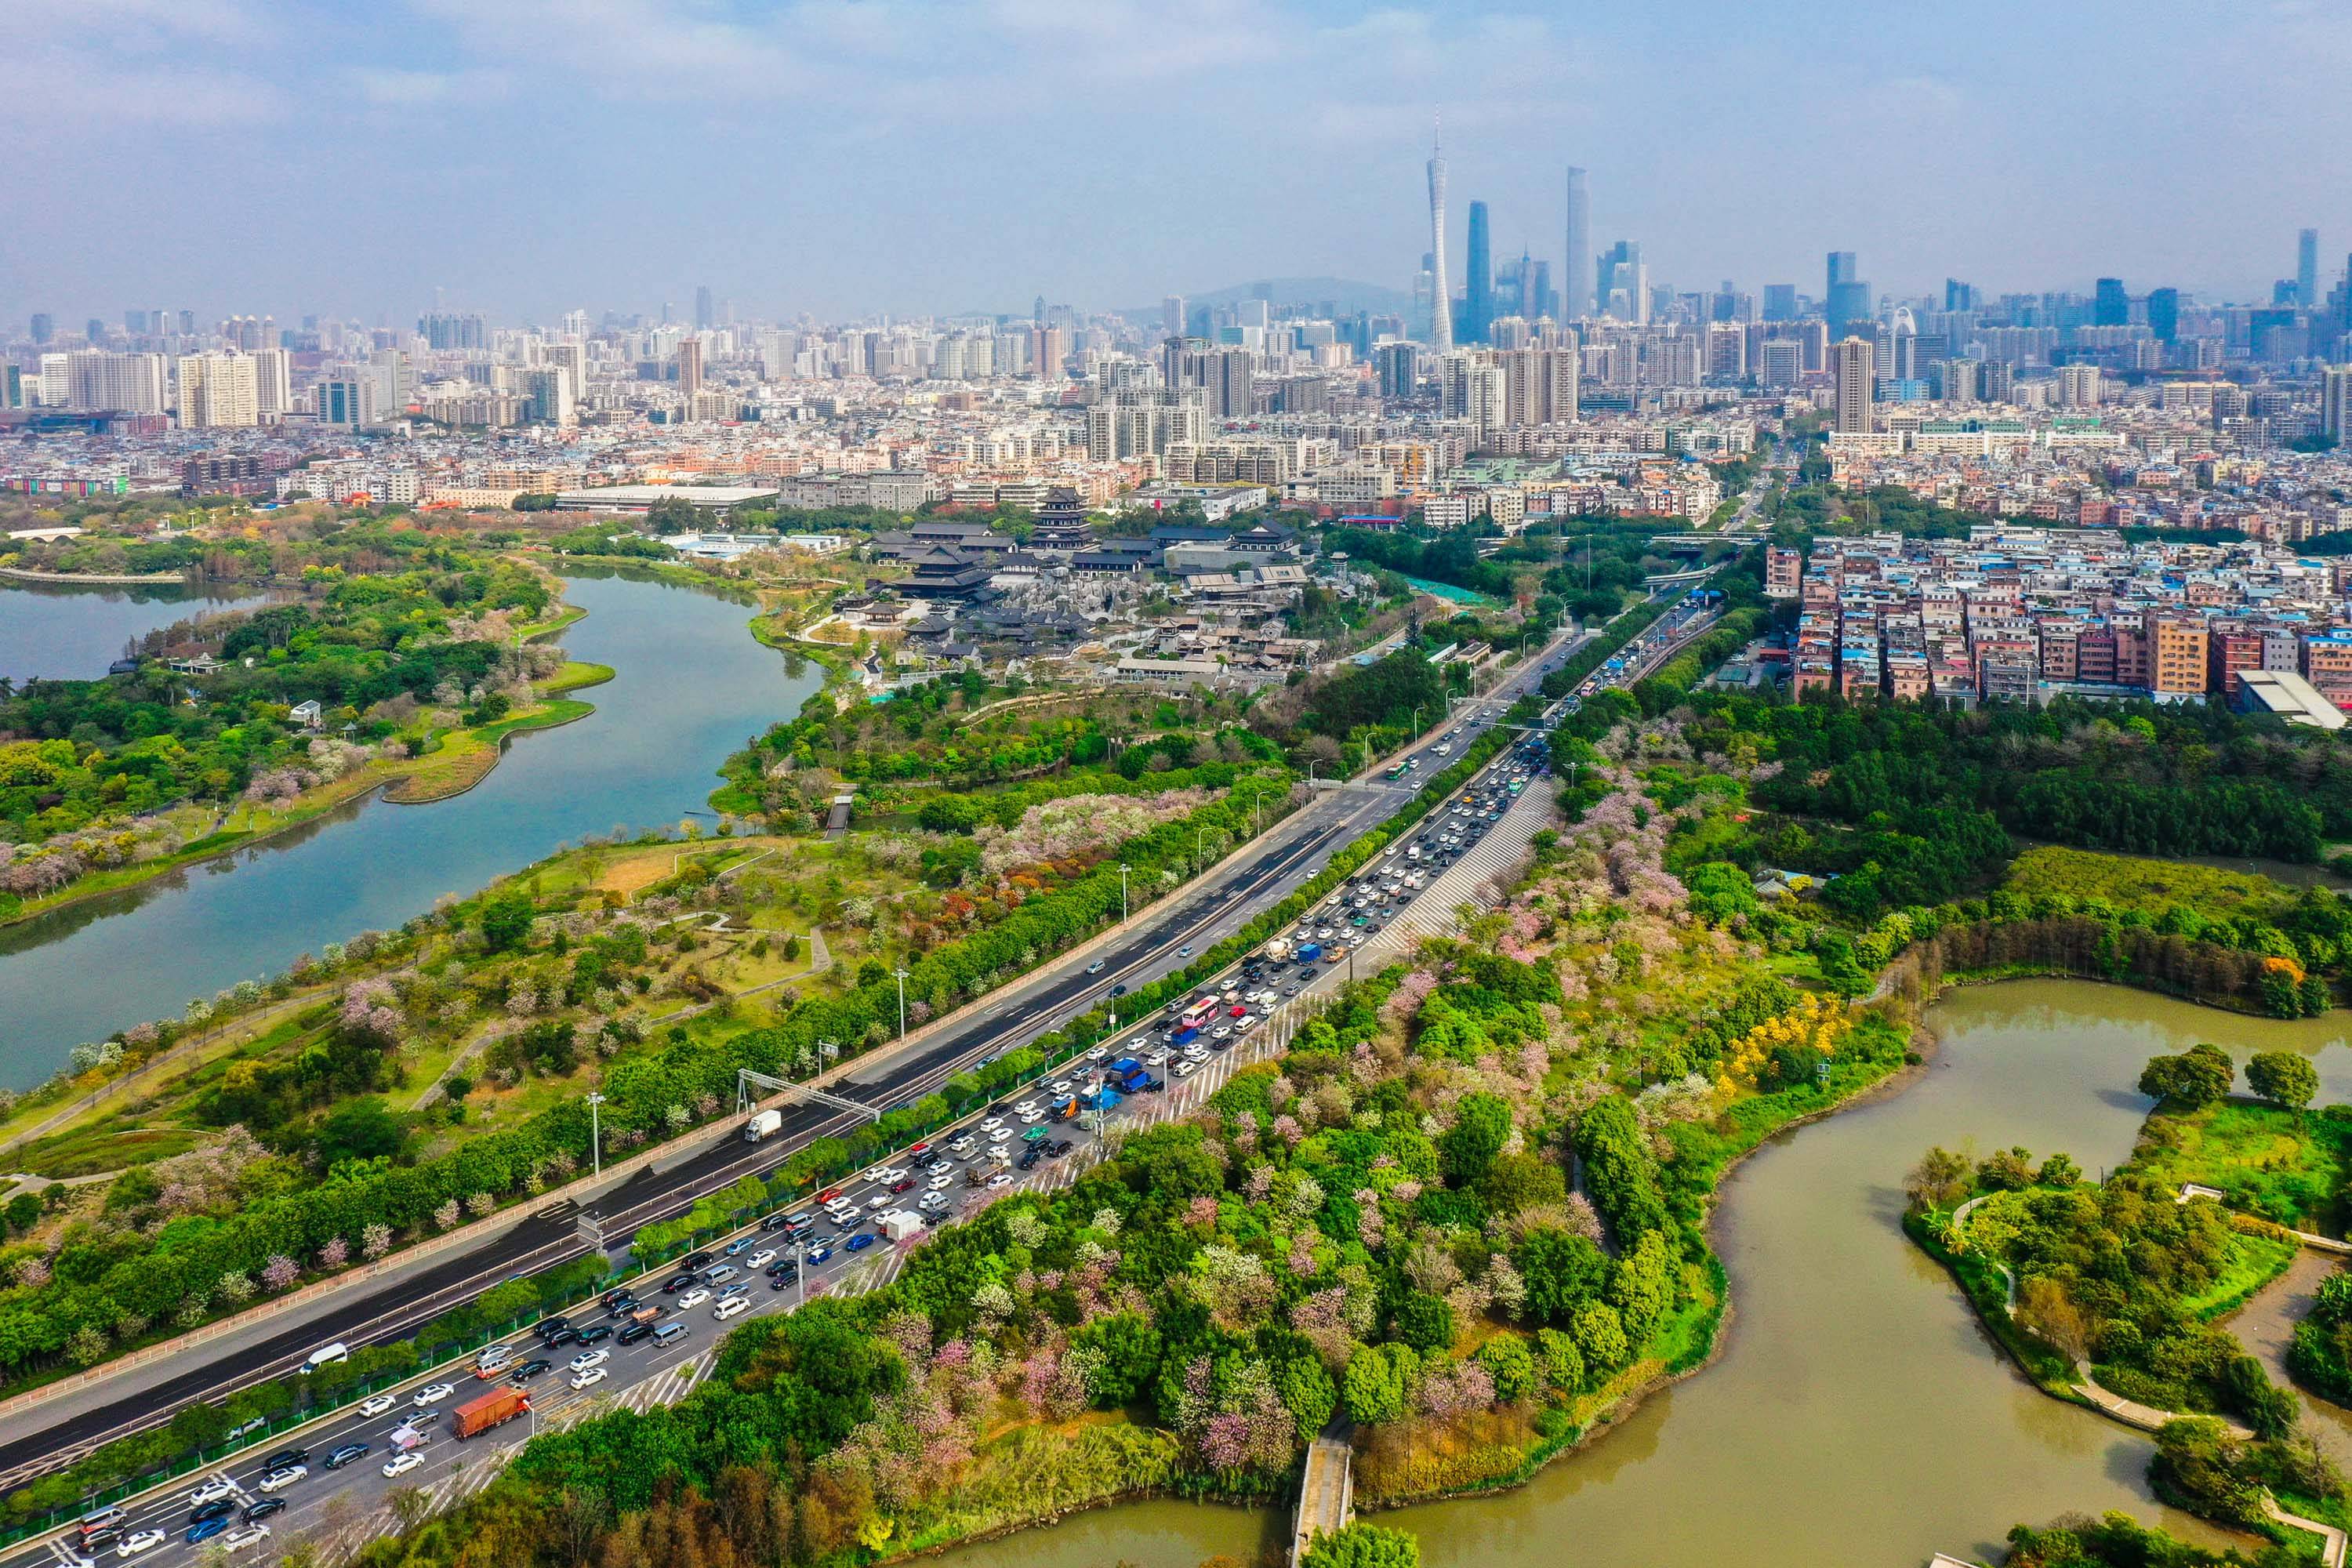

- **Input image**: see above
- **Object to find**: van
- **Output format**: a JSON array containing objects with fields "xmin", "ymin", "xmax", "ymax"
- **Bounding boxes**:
[
  {"xmin": 77, "ymin": 1508, "xmax": 126, "ymax": 1537},
  {"xmin": 304, "ymin": 1342, "xmax": 350, "ymax": 1372},
  {"xmin": 652, "ymin": 1322, "xmax": 689, "ymax": 1346}
]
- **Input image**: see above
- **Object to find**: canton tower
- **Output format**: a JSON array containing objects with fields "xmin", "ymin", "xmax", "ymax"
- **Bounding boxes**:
[{"xmin": 1426, "ymin": 116, "xmax": 1454, "ymax": 352}]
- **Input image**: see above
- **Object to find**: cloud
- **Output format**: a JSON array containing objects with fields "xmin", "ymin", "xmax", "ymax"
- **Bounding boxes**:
[
  {"xmin": 349, "ymin": 67, "xmax": 510, "ymax": 106},
  {"xmin": 0, "ymin": 53, "xmax": 283, "ymax": 130}
]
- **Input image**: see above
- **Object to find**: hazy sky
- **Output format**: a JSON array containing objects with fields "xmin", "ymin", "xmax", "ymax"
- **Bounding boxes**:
[{"xmin": 7, "ymin": 0, "xmax": 2347, "ymax": 326}]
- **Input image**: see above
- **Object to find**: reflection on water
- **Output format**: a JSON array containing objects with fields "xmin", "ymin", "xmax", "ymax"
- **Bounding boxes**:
[
  {"xmin": 1, "ymin": 579, "xmax": 269, "ymax": 684},
  {"xmin": 0, "ymin": 571, "xmax": 818, "ymax": 1087},
  {"xmin": 939, "ymin": 981, "xmax": 2352, "ymax": 1568}
]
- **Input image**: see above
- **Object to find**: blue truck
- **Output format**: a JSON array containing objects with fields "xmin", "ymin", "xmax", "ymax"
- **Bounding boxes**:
[{"xmin": 1295, "ymin": 941, "xmax": 1323, "ymax": 964}]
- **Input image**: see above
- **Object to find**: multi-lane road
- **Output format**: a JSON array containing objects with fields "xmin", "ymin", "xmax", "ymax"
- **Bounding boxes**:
[
  {"xmin": 16, "ymin": 647, "xmax": 1588, "ymax": 1568},
  {"xmin": 0, "ymin": 627, "xmax": 1590, "ymax": 1533}
]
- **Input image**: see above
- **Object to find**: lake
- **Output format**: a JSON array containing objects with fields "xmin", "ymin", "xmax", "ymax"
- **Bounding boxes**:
[
  {"xmin": 0, "ymin": 568, "xmax": 820, "ymax": 1087},
  {"xmin": 0, "ymin": 579, "xmax": 269, "ymax": 685},
  {"xmin": 936, "ymin": 980, "xmax": 2352, "ymax": 1568}
]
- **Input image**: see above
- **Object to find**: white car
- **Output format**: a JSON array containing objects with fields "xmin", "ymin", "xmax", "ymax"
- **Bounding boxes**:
[
  {"xmin": 223, "ymin": 1527, "xmax": 271, "ymax": 1554},
  {"xmin": 987, "ymin": 1126, "xmax": 1012, "ymax": 1142},
  {"xmin": 986, "ymin": 1173, "xmax": 1013, "ymax": 1189},
  {"xmin": 862, "ymin": 1163, "xmax": 891, "ymax": 1182},
  {"xmin": 1145, "ymin": 1049, "xmax": 1171, "ymax": 1066},
  {"xmin": 1014, "ymin": 1101, "xmax": 1040, "ymax": 1117},
  {"xmin": 713, "ymin": 1297, "xmax": 750, "ymax": 1322},
  {"xmin": 1173, "ymin": 1059, "xmax": 1199, "ymax": 1078},
  {"xmin": 979, "ymin": 1117, "xmax": 1004, "ymax": 1132},
  {"xmin": 257, "ymin": 1465, "xmax": 307, "ymax": 1493},
  {"xmin": 1087, "ymin": 1044, "xmax": 1109, "ymax": 1062},
  {"xmin": 383, "ymin": 1452, "xmax": 424, "ymax": 1479},
  {"xmin": 863, "ymin": 1192, "xmax": 891, "ymax": 1210},
  {"xmin": 1238, "ymin": 1015, "xmax": 1261, "ymax": 1033},
  {"xmin": 412, "ymin": 1383, "xmax": 456, "ymax": 1407},
  {"xmin": 1020, "ymin": 1109, "xmax": 1046, "ymax": 1125},
  {"xmin": 568, "ymin": 1348, "xmax": 608, "ymax": 1373},
  {"xmin": 946, "ymin": 1137, "xmax": 976, "ymax": 1154},
  {"xmin": 1048, "ymin": 1080, "xmax": 1073, "ymax": 1096},
  {"xmin": 569, "ymin": 1367, "xmax": 608, "ymax": 1391},
  {"xmin": 675, "ymin": 1287, "xmax": 711, "ymax": 1311},
  {"xmin": 359, "ymin": 1394, "xmax": 398, "ymax": 1418},
  {"xmin": 187, "ymin": 1480, "xmax": 236, "ymax": 1508},
  {"xmin": 918, "ymin": 1192, "xmax": 948, "ymax": 1211},
  {"xmin": 928, "ymin": 1172, "xmax": 953, "ymax": 1189},
  {"xmin": 746, "ymin": 1250, "xmax": 778, "ymax": 1272},
  {"xmin": 116, "ymin": 1531, "xmax": 165, "ymax": 1558}
]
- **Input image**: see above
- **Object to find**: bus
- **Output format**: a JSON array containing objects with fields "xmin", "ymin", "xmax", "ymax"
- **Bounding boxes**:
[
  {"xmin": 1385, "ymin": 763, "xmax": 1410, "ymax": 781},
  {"xmin": 1179, "ymin": 997, "xmax": 1219, "ymax": 1031}
]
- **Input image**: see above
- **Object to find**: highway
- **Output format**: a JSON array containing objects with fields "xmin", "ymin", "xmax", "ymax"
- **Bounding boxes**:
[
  {"xmin": 14, "ymin": 649, "xmax": 1588, "ymax": 1568},
  {"xmin": 0, "ymin": 627, "xmax": 1585, "ymax": 1523}
]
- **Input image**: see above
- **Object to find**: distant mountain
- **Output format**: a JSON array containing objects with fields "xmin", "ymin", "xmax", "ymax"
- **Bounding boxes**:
[{"xmin": 1112, "ymin": 275, "xmax": 1415, "ymax": 322}]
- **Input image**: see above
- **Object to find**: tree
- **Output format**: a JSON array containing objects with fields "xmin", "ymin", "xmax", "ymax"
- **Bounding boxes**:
[
  {"xmin": 2245, "ymin": 1051, "xmax": 2318, "ymax": 1112},
  {"xmin": 1904, "ymin": 1146, "xmax": 1972, "ymax": 1213},
  {"xmin": 314, "ymin": 1098, "xmax": 406, "ymax": 1167},
  {"xmin": 479, "ymin": 892, "xmax": 536, "ymax": 953},
  {"xmin": 1070, "ymin": 1313, "xmax": 1162, "ymax": 1406},
  {"xmin": 1438, "ymin": 1093, "xmax": 1511, "ymax": 1187},
  {"xmin": 1569, "ymin": 1301, "xmax": 1629, "ymax": 1375},
  {"xmin": 1301, "ymin": 1523, "xmax": 1423, "ymax": 1568},
  {"xmin": 1341, "ymin": 1343, "xmax": 1417, "ymax": 1425},
  {"xmin": 2136, "ymin": 1044, "xmax": 2233, "ymax": 1111}
]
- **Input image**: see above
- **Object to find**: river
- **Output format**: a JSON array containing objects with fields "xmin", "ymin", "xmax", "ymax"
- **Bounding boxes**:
[
  {"xmin": 935, "ymin": 980, "xmax": 2352, "ymax": 1568},
  {"xmin": 0, "ymin": 568, "xmax": 818, "ymax": 1087},
  {"xmin": 0, "ymin": 579, "xmax": 268, "ymax": 684}
]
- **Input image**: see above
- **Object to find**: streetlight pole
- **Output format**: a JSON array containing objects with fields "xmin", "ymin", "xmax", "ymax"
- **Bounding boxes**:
[
  {"xmin": 584, "ymin": 1093, "xmax": 606, "ymax": 1176},
  {"xmin": 892, "ymin": 969, "xmax": 909, "ymax": 1040},
  {"xmin": 1119, "ymin": 862, "xmax": 1129, "ymax": 923}
]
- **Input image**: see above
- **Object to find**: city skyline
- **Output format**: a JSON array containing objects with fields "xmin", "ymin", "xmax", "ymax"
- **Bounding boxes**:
[{"xmin": 7, "ymin": 0, "xmax": 2351, "ymax": 323}]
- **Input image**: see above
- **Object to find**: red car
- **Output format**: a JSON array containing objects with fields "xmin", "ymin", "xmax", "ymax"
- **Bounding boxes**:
[
  {"xmin": 889, "ymin": 1178, "xmax": 916, "ymax": 1195},
  {"xmin": 907, "ymin": 1142, "xmax": 931, "ymax": 1158},
  {"xmin": 817, "ymin": 1187, "xmax": 844, "ymax": 1206},
  {"xmin": 1229, "ymin": 1004, "xmax": 1247, "ymax": 1017}
]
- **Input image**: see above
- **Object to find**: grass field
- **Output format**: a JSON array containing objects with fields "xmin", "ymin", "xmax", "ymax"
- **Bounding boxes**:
[
  {"xmin": 2125, "ymin": 1097, "xmax": 2352, "ymax": 1234},
  {"xmin": 2005, "ymin": 845, "xmax": 2292, "ymax": 920}
]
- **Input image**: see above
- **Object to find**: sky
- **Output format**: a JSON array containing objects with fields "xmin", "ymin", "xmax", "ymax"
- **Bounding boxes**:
[{"xmin": 5, "ymin": 0, "xmax": 2349, "ymax": 327}]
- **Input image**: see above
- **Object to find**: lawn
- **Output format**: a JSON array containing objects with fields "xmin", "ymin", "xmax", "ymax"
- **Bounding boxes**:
[
  {"xmin": 2005, "ymin": 845, "xmax": 2292, "ymax": 921},
  {"xmin": 2124, "ymin": 1098, "xmax": 2352, "ymax": 1235},
  {"xmin": 2176, "ymin": 1228, "xmax": 2299, "ymax": 1319}
]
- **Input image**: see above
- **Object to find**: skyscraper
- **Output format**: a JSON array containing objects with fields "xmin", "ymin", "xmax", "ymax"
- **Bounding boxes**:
[
  {"xmin": 2299, "ymin": 230, "xmax": 2321, "ymax": 309},
  {"xmin": 2146, "ymin": 287, "xmax": 2180, "ymax": 343},
  {"xmin": 694, "ymin": 285, "xmax": 713, "ymax": 331},
  {"xmin": 1596, "ymin": 241, "xmax": 1646, "ymax": 324},
  {"xmin": 177, "ymin": 353, "xmax": 259, "ymax": 428},
  {"xmin": 1563, "ymin": 166, "xmax": 1589, "ymax": 318},
  {"xmin": 2321, "ymin": 365, "xmax": 2352, "ymax": 445},
  {"xmin": 1464, "ymin": 200, "xmax": 1493, "ymax": 343},
  {"xmin": 1833, "ymin": 336, "xmax": 1875, "ymax": 433},
  {"xmin": 1826, "ymin": 252, "xmax": 1871, "ymax": 328},
  {"xmin": 2093, "ymin": 278, "xmax": 2129, "ymax": 328},
  {"xmin": 677, "ymin": 337, "xmax": 704, "ymax": 404},
  {"xmin": 1425, "ymin": 121, "xmax": 1453, "ymax": 352},
  {"xmin": 1163, "ymin": 296, "xmax": 1185, "ymax": 340},
  {"xmin": 1762, "ymin": 284, "xmax": 1798, "ymax": 322},
  {"xmin": 29, "ymin": 314, "xmax": 53, "ymax": 345}
]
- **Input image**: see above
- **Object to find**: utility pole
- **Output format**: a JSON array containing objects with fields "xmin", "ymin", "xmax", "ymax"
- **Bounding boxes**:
[
  {"xmin": 584, "ymin": 1092, "xmax": 605, "ymax": 1176},
  {"xmin": 1118, "ymin": 862, "xmax": 1129, "ymax": 923},
  {"xmin": 892, "ymin": 969, "xmax": 909, "ymax": 1039}
]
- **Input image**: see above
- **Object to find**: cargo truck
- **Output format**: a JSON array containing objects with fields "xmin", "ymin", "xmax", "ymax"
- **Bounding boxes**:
[
  {"xmin": 448, "ymin": 1387, "xmax": 531, "ymax": 1440},
  {"xmin": 1294, "ymin": 942, "xmax": 1322, "ymax": 963},
  {"xmin": 1265, "ymin": 936, "xmax": 1294, "ymax": 962},
  {"xmin": 742, "ymin": 1109, "xmax": 783, "ymax": 1142}
]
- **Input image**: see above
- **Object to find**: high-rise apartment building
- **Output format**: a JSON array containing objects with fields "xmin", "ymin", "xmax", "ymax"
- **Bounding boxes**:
[
  {"xmin": 1833, "ymin": 336, "xmax": 1875, "ymax": 433},
  {"xmin": 2299, "ymin": 230, "xmax": 2321, "ymax": 309},
  {"xmin": 29, "ymin": 314, "xmax": 54, "ymax": 345},
  {"xmin": 65, "ymin": 351, "xmax": 168, "ymax": 413},
  {"xmin": 314, "ymin": 377, "xmax": 377, "ymax": 429},
  {"xmin": 1563, "ymin": 165, "xmax": 1589, "ymax": 318},
  {"xmin": 1464, "ymin": 199, "xmax": 1493, "ymax": 344},
  {"xmin": 176, "ymin": 353, "xmax": 260, "ymax": 428},
  {"xmin": 525, "ymin": 366, "xmax": 577, "ymax": 427},
  {"xmin": 252, "ymin": 348, "xmax": 292, "ymax": 416},
  {"xmin": 372, "ymin": 349, "xmax": 412, "ymax": 413},
  {"xmin": 1374, "ymin": 342, "xmax": 1417, "ymax": 401},
  {"xmin": 1426, "ymin": 123, "xmax": 1453, "ymax": 351},
  {"xmin": 2321, "ymin": 365, "xmax": 2352, "ymax": 444},
  {"xmin": 1704, "ymin": 321, "xmax": 1747, "ymax": 382},
  {"xmin": 1759, "ymin": 338, "xmax": 1803, "ymax": 389},
  {"xmin": 1496, "ymin": 343, "xmax": 1578, "ymax": 426},
  {"xmin": 677, "ymin": 337, "xmax": 704, "ymax": 403},
  {"xmin": 2058, "ymin": 363, "xmax": 2103, "ymax": 408},
  {"xmin": 1163, "ymin": 296, "xmax": 1185, "ymax": 339}
]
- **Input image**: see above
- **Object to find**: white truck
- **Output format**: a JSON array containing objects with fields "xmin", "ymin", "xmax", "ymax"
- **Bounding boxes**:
[
  {"xmin": 880, "ymin": 1210, "xmax": 924, "ymax": 1242},
  {"xmin": 742, "ymin": 1109, "xmax": 783, "ymax": 1143}
]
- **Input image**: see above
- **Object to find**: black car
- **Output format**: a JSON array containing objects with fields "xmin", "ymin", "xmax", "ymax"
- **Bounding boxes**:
[
  {"xmin": 510, "ymin": 1358, "xmax": 552, "ymax": 1382},
  {"xmin": 760, "ymin": 1211, "xmax": 793, "ymax": 1232},
  {"xmin": 660, "ymin": 1272, "xmax": 699, "ymax": 1294},
  {"xmin": 765, "ymin": 1258, "xmax": 799, "ymax": 1278},
  {"xmin": 243, "ymin": 1499, "xmax": 286, "ymax": 1525},
  {"xmin": 1049, "ymin": 1140, "xmax": 1073, "ymax": 1156},
  {"xmin": 604, "ymin": 1297, "xmax": 640, "ymax": 1319},
  {"xmin": 325, "ymin": 1443, "xmax": 369, "ymax": 1471},
  {"xmin": 618, "ymin": 1321, "xmax": 655, "ymax": 1345},
  {"xmin": 82, "ymin": 1528, "xmax": 122, "ymax": 1551},
  {"xmin": 261, "ymin": 1446, "xmax": 309, "ymax": 1471},
  {"xmin": 1017, "ymin": 1148, "xmax": 1043, "ymax": 1171},
  {"xmin": 575, "ymin": 1323, "xmax": 614, "ymax": 1346},
  {"xmin": 601, "ymin": 1288, "xmax": 633, "ymax": 1311},
  {"xmin": 541, "ymin": 1327, "xmax": 579, "ymax": 1349},
  {"xmin": 534, "ymin": 1315, "xmax": 572, "ymax": 1341},
  {"xmin": 190, "ymin": 1501, "xmax": 237, "ymax": 1526},
  {"xmin": 681, "ymin": 1251, "xmax": 713, "ymax": 1272},
  {"xmin": 771, "ymin": 1272, "xmax": 798, "ymax": 1291}
]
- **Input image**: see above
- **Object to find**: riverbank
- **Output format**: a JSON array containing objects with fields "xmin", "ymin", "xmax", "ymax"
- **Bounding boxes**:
[
  {"xmin": 0, "ymin": 567, "xmax": 188, "ymax": 586},
  {"xmin": 0, "ymin": 646, "xmax": 610, "ymax": 929}
]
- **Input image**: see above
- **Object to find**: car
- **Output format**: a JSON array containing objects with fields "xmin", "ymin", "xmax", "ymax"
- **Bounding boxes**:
[
  {"xmin": 569, "ymin": 1367, "xmax": 608, "ymax": 1391},
  {"xmin": 241, "ymin": 1500, "xmax": 285, "ymax": 1526},
  {"xmin": 568, "ymin": 1348, "xmax": 609, "ymax": 1373},
  {"xmin": 1111, "ymin": 983, "xmax": 1127, "ymax": 997},
  {"xmin": 223, "ymin": 1526, "xmax": 272, "ymax": 1555},
  {"xmin": 806, "ymin": 1244, "xmax": 833, "ymax": 1265},
  {"xmin": 619, "ymin": 1320, "xmax": 656, "ymax": 1345},
  {"xmin": 412, "ymin": 1381, "xmax": 456, "ymax": 1407},
  {"xmin": 1048, "ymin": 1078, "xmax": 1073, "ymax": 1096},
  {"xmin": 185, "ymin": 1520, "xmax": 230, "ymax": 1548},
  {"xmin": 703, "ymin": 1264, "xmax": 740, "ymax": 1286},
  {"xmin": 190, "ymin": 1501, "xmax": 238, "ymax": 1526},
  {"xmin": 541, "ymin": 1327, "xmax": 579, "ymax": 1350},
  {"xmin": 115, "ymin": 1531, "xmax": 165, "ymax": 1558},
  {"xmin": 760, "ymin": 1211, "xmax": 794, "ymax": 1232},
  {"xmin": 1173, "ymin": 1059, "xmax": 1198, "ymax": 1078},
  {"xmin": 1178, "ymin": 945, "xmax": 1192, "ymax": 956},
  {"xmin": 573, "ymin": 1323, "xmax": 613, "ymax": 1347},
  {"xmin": 1019, "ymin": 1109, "xmax": 1045, "ymax": 1125},
  {"xmin": 534, "ymin": 1315, "xmax": 574, "ymax": 1341},
  {"xmin": 979, "ymin": 1116, "xmax": 1004, "ymax": 1131},
  {"xmin": 1017, "ymin": 1148, "xmax": 1042, "ymax": 1171},
  {"xmin": 1050, "ymin": 1140, "xmax": 1073, "ymax": 1156},
  {"xmin": 845, "ymin": 1232, "xmax": 877, "ymax": 1253},
  {"xmin": 359, "ymin": 1392, "xmax": 399, "ymax": 1417},
  {"xmin": 661, "ymin": 1272, "xmax": 699, "ymax": 1294},
  {"xmin": 227, "ymin": 1416, "xmax": 267, "ymax": 1442},
  {"xmin": 1145, "ymin": 1048, "xmax": 1171, "ymax": 1066},
  {"xmin": 261, "ymin": 1446, "xmax": 310, "ymax": 1471},
  {"xmin": 713, "ymin": 1296, "xmax": 750, "ymax": 1321},
  {"xmin": 928, "ymin": 1172, "xmax": 954, "ymax": 1190},
  {"xmin": 888, "ymin": 1177, "xmax": 915, "ymax": 1194},
  {"xmin": 324, "ymin": 1443, "xmax": 369, "ymax": 1471},
  {"xmin": 1014, "ymin": 1099, "xmax": 1040, "ymax": 1116},
  {"xmin": 601, "ymin": 1297, "xmax": 640, "ymax": 1320},
  {"xmin": 946, "ymin": 1136, "xmax": 976, "ymax": 1154},
  {"xmin": 919, "ymin": 1191, "xmax": 948, "ymax": 1211},
  {"xmin": 187, "ymin": 1480, "xmax": 236, "ymax": 1508},
  {"xmin": 1087, "ymin": 1044, "xmax": 1110, "ymax": 1062},
  {"xmin": 987, "ymin": 1126, "xmax": 1012, "ymax": 1142},
  {"xmin": 766, "ymin": 1256, "xmax": 800, "ymax": 1276},
  {"xmin": 257, "ymin": 1466, "xmax": 306, "ymax": 1494},
  {"xmin": 771, "ymin": 1271, "xmax": 799, "ymax": 1291},
  {"xmin": 987, "ymin": 1172, "xmax": 1013, "ymax": 1189},
  {"xmin": 1086, "ymin": 960, "xmax": 1105, "ymax": 974},
  {"xmin": 724, "ymin": 1236, "xmax": 756, "ymax": 1258},
  {"xmin": 510, "ymin": 1358, "xmax": 552, "ymax": 1382}
]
